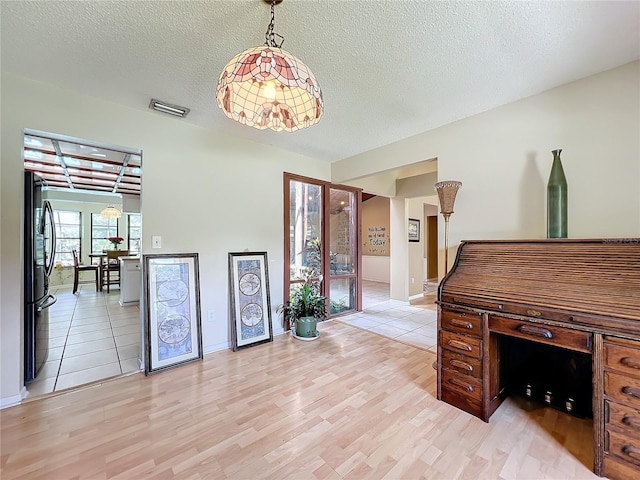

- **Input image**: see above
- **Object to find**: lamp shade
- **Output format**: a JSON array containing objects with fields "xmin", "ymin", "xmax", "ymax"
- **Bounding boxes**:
[
  {"xmin": 100, "ymin": 206, "xmax": 122, "ymax": 219},
  {"xmin": 216, "ymin": 45, "xmax": 323, "ymax": 132},
  {"xmin": 434, "ymin": 181, "xmax": 462, "ymax": 216}
]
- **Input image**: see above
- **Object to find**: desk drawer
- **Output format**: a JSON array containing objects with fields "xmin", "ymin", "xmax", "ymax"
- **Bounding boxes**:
[
  {"xmin": 442, "ymin": 349, "xmax": 482, "ymax": 379},
  {"xmin": 489, "ymin": 315, "xmax": 592, "ymax": 353},
  {"xmin": 607, "ymin": 401, "xmax": 640, "ymax": 440},
  {"xmin": 605, "ymin": 372, "xmax": 640, "ymax": 411},
  {"xmin": 441, "ymin": 368, "xmax": 482, "ymax": 402},
  {"xmin": 605, "ymin": 341, "xmax": 640, "ymax": 378},
  {"xmin": 606, "ymin": 428, "xmax": 640, "ymax": 467},
  {"xmin": 441, "ymin": 310, "xmax": 482, "ymax": 338},
  {"xmin": 440, "ymin": 330, "xmax": 482, "ymax": 359},
  {"xmin": 440, "ymin": 386, "xmax": 483, "ymax": 421},
  {"xmin": 603, "ymin": 455, "xmax": 640, "ymax": 480}
]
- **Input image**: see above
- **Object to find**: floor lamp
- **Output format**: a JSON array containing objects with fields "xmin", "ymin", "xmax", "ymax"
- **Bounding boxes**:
[{"xmin": 434, "ymin": 180, "xmax": 462, "ymax": 274}]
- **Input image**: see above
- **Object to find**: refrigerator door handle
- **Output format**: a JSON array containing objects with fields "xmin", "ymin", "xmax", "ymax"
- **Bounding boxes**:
[
  {"xmin": 43, "ymin": 200, "xmax": 57, "ymax": 278},
  {"xmin": 37, "ymin": 293, "xmax": 57, "ymax": 312}
]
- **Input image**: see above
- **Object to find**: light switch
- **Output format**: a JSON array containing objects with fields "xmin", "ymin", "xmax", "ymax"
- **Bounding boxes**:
[{"xmin": 152, "ymin": 236, "xmax": 162, "ymax": 249}]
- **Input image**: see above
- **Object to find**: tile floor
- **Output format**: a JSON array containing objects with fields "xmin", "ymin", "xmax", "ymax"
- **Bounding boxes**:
[
  {"xmin": 26, "ymin": 284, "xmax": 142, "ymax": 398},
  {"xmin": 336, "ymin": 280, "xmax": 438, "ymax": 353}
]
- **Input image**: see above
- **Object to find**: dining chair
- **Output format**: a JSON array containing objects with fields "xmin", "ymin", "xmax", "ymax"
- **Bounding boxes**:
[
  {"xmin": 101, "ymin": 250, "xmax": 130, "ymax": 293},
  {"xmin": 72, "ymin": 249, "xmax": 99, "ymax": 294}
]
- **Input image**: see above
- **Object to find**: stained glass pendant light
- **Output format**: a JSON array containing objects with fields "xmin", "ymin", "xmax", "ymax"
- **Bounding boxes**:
[{"xmin": 216, "ymin": 0, "xmax": 323, "ymax": 132}]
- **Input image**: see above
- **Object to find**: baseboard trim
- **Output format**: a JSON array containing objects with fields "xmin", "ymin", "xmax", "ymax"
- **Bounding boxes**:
[{"xmin": 1, "ymin": 386, "xmax": 26, "ymax": 409}]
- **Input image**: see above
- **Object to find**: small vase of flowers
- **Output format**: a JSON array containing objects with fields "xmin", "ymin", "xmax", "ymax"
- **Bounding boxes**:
[{"xmin": 108, "ymin": 236, "xmax": 124, "ymax": 250}]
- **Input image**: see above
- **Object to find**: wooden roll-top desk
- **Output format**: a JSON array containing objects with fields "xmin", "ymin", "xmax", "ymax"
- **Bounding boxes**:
[{"xmin": 436, "ymin": 239, "xmax": 640, "ymax": 479}]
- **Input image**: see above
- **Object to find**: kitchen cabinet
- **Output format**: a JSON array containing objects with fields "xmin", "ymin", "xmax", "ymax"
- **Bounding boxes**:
[{"xmin": 119, "ymin": 256, "xmax": 141, "ymax": 306}]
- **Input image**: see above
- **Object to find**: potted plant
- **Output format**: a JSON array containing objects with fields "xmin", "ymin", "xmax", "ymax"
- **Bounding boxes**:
[{"xmin": 277, "ymin": 275, "xmax": 328, "ymax": 339}]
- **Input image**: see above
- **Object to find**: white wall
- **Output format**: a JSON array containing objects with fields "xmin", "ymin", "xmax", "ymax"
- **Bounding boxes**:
[
  {"xmin": 333, "ymin": 62, "xmax": 640, "ymax": 277},
  {"xmin": 0, "ymin": 73, "xmax": 330, "ymax": 406},
  {"xmin": 389, "ymin": 197, "xmax": 407, "ymax": 300},
  {"xmin": 362, "ymin": 256, "xmax": 390, "ymax": 282},
  {"xmin": 407, "ymin": 197, "xmax": 430, "ymax": 297},
  {"xmin": 391, "ymin": 173, "xmax": 439, "ymax": 300}
]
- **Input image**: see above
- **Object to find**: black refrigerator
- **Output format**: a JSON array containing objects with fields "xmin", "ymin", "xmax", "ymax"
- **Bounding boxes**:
[{"xmin": 24, "ymin": 171, "xmax": 57, "ymax": 382}]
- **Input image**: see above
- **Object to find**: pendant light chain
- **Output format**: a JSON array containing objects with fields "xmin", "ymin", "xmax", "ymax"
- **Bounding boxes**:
[{"xmin": 264, "ymin": 0, "xmax": 284, "ymax": 48}]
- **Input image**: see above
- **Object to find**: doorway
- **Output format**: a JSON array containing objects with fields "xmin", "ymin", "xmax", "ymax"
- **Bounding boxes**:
[
  {"xmin": 426, "ymin": 215, "xmax": 438, "ymax": 281},
  {"xmin": 22, "ymin": 130, "xmax": 143, "ymax": 396}
]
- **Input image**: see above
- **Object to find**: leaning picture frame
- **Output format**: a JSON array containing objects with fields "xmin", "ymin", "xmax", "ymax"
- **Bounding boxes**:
[
  {"xmin": 408, "ymin": 218, "xmax": 421, "ymax": 242},
  {"xmin": 143, "ymin": 253, "xmax": 203, "ymax": 375},
  {"xmin": 228, "ymin": 251, "xmax": 273, "ymax": 351}
]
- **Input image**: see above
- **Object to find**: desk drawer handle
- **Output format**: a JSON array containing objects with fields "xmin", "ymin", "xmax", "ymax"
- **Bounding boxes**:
[
  {"xmin": 449, "ymin": 359, "xmax": 473, "ymax": 372},
  {"xmin": 447, "ymin": 340, "xmax": 472, "ymax": 352},
  {"xmin": 622, "ymin": 386, "xmax": 640, "ymax": 400},
  {"xmin": 622, "ymin": 415, "xmax": 640, "ymax": 430},
  {"xmin": 622, "ymin": 445, "xmax": 640, "ymax": 460},
  {"xmin": 517, "ymin": 325, "xmax": 553, "ymax": 339},
  {"xmin": 449, "ymin": 319, "xmax": 473, "ymax": 330},
  {"xmin": 448, "ymin": 378, "xmax": 474, "ymax": 393},
  {"xmin": 526, "ymin": 309, "xmax": 542, "ymax": 317},
  {"xmin": 620, "ymin": 357, "xmax": 640, "ymax": 370}
]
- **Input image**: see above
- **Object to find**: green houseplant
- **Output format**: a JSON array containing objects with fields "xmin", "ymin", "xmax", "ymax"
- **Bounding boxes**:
[{"xmin": 277, "ymin": 276, "xmax": 328, "ymax": 339}]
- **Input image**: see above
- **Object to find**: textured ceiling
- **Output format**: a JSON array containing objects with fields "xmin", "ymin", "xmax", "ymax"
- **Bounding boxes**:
[{"xmin": 2, "ymin": 1, "xmax": 639, "ymax": 163}]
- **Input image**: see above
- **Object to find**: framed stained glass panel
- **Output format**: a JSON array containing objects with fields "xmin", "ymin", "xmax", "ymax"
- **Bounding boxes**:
[
  {"xmin": 143, "ymin": 253, "xmax": 202, "ymax": 374},
  {"xmin": 228, "ymin": 251, "xmax": 273, "ymax": 351}
]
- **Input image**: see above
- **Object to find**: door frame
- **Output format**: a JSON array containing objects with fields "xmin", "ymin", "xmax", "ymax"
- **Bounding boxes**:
[{"xmin": 283, "ymin": 173, "xmax": 362, "ymax": 327}]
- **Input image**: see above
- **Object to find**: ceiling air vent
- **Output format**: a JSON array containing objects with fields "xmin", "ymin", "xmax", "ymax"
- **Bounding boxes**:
[{"xmin": 149, "ymin": 99, "xmax": 190, "ymax": 118}]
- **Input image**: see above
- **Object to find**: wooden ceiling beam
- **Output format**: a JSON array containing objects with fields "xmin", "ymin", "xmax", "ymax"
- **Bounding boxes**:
[{"xmin": 24, "ymin": 146, "xmax": 141, "ymax": 168}]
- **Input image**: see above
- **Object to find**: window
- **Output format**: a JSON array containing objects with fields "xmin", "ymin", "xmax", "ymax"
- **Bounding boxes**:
[
  {"xmin": 91, "ymin": 213, "xmax": 118, "ymax": 253},
  {"xmin": 53, "ymin": 210, "xmax": 81, "ymax": 266},
  {"xmin": 328, "ymin": 187, "xmax": 358, "ymax": 314},
  {"xmin": 284, "ymin": 173, "xmax": 362, "ymax": 320},
  {"xmin": 289, "ymin": 180, "xmax": 323, "ymax": 283},
  {"xmin": 128, "ymin": 213, "xmax": 141, "ymax": 254}
]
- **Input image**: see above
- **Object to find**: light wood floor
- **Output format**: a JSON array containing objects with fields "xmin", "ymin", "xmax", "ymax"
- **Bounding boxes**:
[{"xmin": 1, "ymin": 321, "xmax": 599, "ymax": 479}]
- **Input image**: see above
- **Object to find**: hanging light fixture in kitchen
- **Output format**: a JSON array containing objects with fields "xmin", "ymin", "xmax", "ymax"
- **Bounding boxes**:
[
  {"xmin": 216, "ymin": 0, "xmax": 323, "ymax": 132},
  {"xmin": 100, "ymin": 205, "xmax": 122, "ymax": 219}
]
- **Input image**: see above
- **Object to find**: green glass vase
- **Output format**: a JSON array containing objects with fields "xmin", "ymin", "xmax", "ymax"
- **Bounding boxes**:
[{"xmin": 547, "ymin": 149, "xmax": 567, "ymax": 238}]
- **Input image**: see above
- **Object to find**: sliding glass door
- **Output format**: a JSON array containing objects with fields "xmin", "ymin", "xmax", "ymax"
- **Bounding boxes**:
[{"xmin": 284, "ymin": 174, "xmax": 361, "ymax": 325}]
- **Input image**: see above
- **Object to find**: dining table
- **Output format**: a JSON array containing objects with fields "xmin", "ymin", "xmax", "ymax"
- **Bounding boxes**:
[{"xmin": 88, "ymin": 253, "xmax": 107, "ymax": 266}]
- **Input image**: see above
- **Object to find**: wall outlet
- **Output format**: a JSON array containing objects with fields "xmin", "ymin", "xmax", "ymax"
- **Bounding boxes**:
[
  {"xmin": 208, "ymin": 310, "xmax": 215, "ymax": 322},
  {"xmin": 152, "ymin": 236, "xmax": 162, "ymax": 248},
  {"xmin": 411, "ymin": 277, "xmax": 415, "ymax": 284}
]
